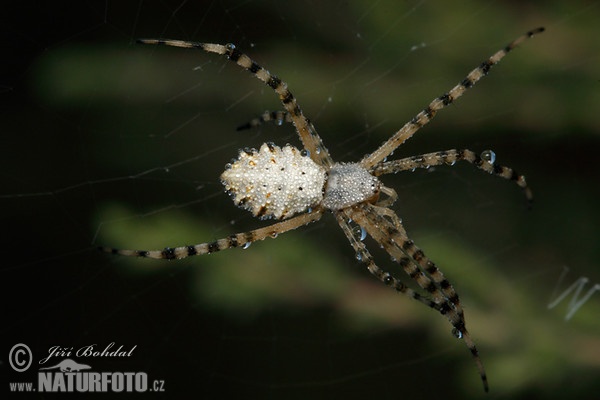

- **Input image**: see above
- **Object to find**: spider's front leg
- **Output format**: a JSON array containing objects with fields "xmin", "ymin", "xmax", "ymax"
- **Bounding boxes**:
[
  {"xmin": 360, "ymin": 27, "xmax": 544, "ymax": 169},
  {"xmin": 334, "ymin": 211, "xmax": 442, "ymax": 313},
  {"xmin": 374, "ymin": 185, "xmax": 398, "ymax": 208},
  {"xmin": 371, "ymin": 148, "xmax": 533, "ymax": 205},
  {"xmin": 349, "ymin": 204, "xmax": 489, "ymax": 392},
  {"xmin": 360, "ymin": 203, "xmax": 466, "ymax": 319}
]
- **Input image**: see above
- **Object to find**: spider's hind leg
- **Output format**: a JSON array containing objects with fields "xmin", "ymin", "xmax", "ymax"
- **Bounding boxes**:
[
  {"xmin": 100, "ymin": 209, "xmax": 323, "ymax": 260},
  {"xmin": 136, "ymin": 39, "xmax": 334, "ymax": 168}
]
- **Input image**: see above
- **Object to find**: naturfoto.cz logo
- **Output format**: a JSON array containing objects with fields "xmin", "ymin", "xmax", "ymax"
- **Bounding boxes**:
[{"xmin": 8, "ymin": 343, "xmax": 165, "ymax": 394}]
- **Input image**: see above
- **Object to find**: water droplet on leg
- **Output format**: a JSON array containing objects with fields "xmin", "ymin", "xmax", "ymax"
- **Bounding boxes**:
[
  {"xmin": 451, "ymin": 328, "xmax": 463, "ymax": 339},
  {"xmin": 481, "ymin": 149, "xmax": 496, "ymax": 164},
  {"xmin": 352, "ymin": 225, "xmax": 367, "ymax": 241}
]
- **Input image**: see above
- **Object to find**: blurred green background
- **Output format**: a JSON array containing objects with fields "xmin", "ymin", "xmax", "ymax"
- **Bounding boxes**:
[{"xmin": 3, "ymin": 1, "xmax": 599, "ymax": 399}]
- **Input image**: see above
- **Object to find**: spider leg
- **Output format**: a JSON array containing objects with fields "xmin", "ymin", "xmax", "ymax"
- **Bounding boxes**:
[
  {"xmin": 99, "ymin": 208, "xmax": 323, "ymax": 260},
  {"xmin": 370, "ymin": 202, "xmax": 406, "ymax": 235},
  {"xmin": 334, "ymin": 211, "xmax": 442, "ymax": 313},
  {"xmin": 365, "ymin": 203, "xmax": 466, "ymax": 319},
  {"xmin": 360, "ymin": 27, "xmax": 544, "ymax": 169},
  {"xmin": 137, "ymin": 39, "xmax": 334, "ymax": 168},
  {"xmin": 375, "ymin": 185, "xmax": 399, "ymax": 208},
  {"xmin": 349, "ymin": 204, "xmax": 489, "ymax": 392},
  {"xmin": 371, "ymin": 148, "xmax": 532, "ymax": 205},
  {"xmin": 236, "ymin": 110, "xmax": 293, "ymax": 131},
  {"xmin": 357, "ymin": 204, "xmax": 465, "ymax": 320}
]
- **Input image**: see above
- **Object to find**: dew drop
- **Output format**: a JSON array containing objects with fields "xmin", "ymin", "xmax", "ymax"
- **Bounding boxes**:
[
  {"xmin": 242, "ymin": 242, "xmax": 252, "ymax": 250},
  {"xmin": 300, "ymin": 149, "xmax": 310, "ymax": 157},
  {"xmin": 359, "ymin": 227, "xmax": 367, "ymax": 241},
  {"xmin": 315, "ymin": 147, "xmax": 321, "ymax": 155},
  {"xmin": 481, "ymin": 149, "xmax": 496, "ymax": 164},
  {"xmin": 451, "ymin": 328, "xmax": 463, "ymax": 339},
  {"xmin": 270, "ymin": 232, "xmax": 278, "ymax": 238},
  {"xmin": 355, "ymin": 252, "xmax": 362, "ymax": 261},
  {"xmin": 225, "ymin": 44, "xmax": 236, "ymax": 59},
  {"xmin": 352, "ymin": 225, "xmax": 367, "ymax": 241}
]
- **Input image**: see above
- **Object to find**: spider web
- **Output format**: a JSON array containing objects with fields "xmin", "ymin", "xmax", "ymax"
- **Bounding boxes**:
[{"xmin": 2, "ymin": 1, "xmax": 600, "ymax": 398}]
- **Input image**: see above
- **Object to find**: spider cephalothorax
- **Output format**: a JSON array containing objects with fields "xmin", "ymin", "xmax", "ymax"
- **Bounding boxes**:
[
  {"xmin": 322, "ymin": 163, "xmax": 381, "ymax": 210},
  {"xmin": 101, "ymin": 28, "xmax": 544, "ymax": 392}
]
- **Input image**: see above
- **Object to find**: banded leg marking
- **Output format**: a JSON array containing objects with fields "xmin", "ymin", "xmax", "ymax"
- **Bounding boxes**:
[
  {"xmin": 360, "ymin": 27, "xmax": 544, "ymax": 169},
  {"xmin": 99, "ymin": 209, "xmax": 323, "ymax": 260}
]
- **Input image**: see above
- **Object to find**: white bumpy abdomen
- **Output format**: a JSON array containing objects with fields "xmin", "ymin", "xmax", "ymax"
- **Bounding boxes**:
[{"xmin": 221, "ymin": 143, "xmax": 327, "ymax": 220}]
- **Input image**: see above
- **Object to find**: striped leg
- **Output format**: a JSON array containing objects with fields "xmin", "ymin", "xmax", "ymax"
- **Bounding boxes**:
[
  {"xmin": 375, "ymin": 185, "xmax": 399, "ymax": 208},
  {"xmin": 371, "ymin": 149, "xmax": 532, "ymax": 204},
  {"xmin": 99, "ymin": 209, "xmax": 323, "ymax": 260},
  {"xmin": 137, "ymin": 39, "xmax": 333, "ymax": 168},
  {"xmin": 364, "ymin": 203, "xmax": 465, "ymax": 319},
  {"xmin": 360, "ymin": 27, "xmax": 544, "ymax": 169},
  {"xmin": 348, "ymin": 205, "xmax": 488, "ymax": 392},
  {"xmin": 236, "ymin": 110, "xmax": 293, "ymax": 131},
  {"xmin": 355, "ymin": 204, "xmax": 463, "ymax": 321},
  {"xmin": 334, "ymin": 211, "xmax": 442, "ymax": 313}
]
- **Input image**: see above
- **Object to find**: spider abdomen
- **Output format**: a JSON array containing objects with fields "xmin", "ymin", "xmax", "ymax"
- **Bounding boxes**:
[
  {"xmin": 221, "ymin": 143, "xmax": 327, "ymax": 219},
  {"xmin": 322, "ymin": 163, "xmax": 381, "ymax": 210}
]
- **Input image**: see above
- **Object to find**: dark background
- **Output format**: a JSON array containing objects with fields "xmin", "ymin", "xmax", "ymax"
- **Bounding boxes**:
[{"xmin": 2, "ymin": 1, "xmax": 599, "ymax": 399}]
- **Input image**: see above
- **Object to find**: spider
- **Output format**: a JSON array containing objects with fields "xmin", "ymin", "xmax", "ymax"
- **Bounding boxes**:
[{"xmin": 100, "ymin": 27, "xmax": 544, "ymax": 392}]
